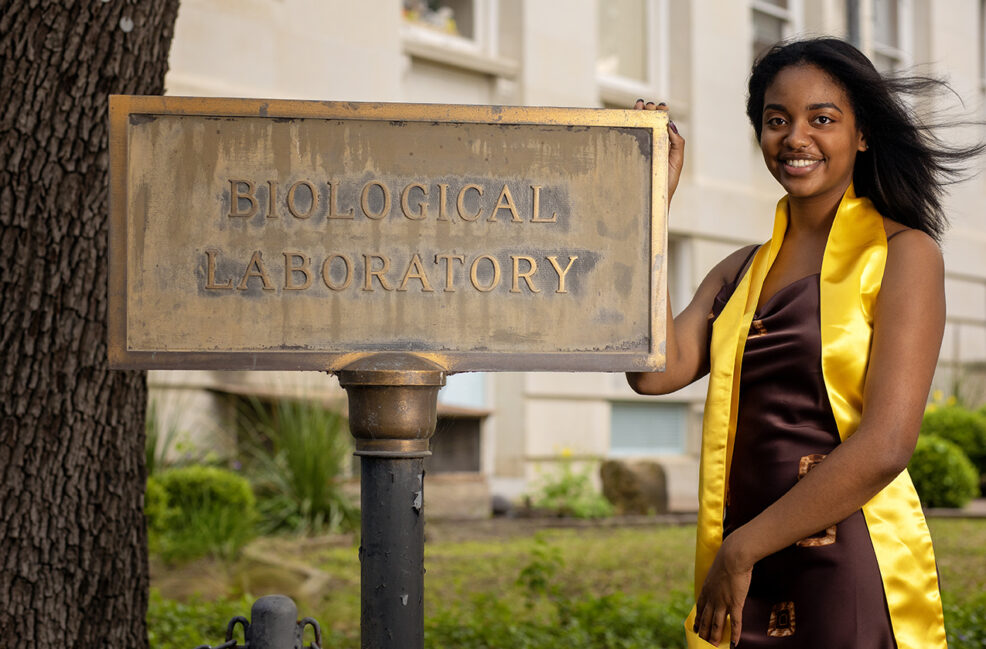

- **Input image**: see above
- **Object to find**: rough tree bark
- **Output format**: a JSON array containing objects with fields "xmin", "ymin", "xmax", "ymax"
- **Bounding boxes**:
[{"xmin": 0, "ymin": 1, "xmax": 180, "ymax": 646}]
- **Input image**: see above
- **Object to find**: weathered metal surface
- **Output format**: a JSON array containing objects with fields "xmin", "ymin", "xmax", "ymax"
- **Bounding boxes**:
[
  {"xmin": 191, "ymin": 596, "xmax": 322, "ymax": 649},
  {"xmin": 360, "ymin": 456, "xmax": 427, "ymax": 649},
  {"xmin": 108, "ymin": 96, "xmax": 668, "ymax": 372},
  {"xmin": 337, "ymin": 354, "xmax": 445, "ymax": 457}
]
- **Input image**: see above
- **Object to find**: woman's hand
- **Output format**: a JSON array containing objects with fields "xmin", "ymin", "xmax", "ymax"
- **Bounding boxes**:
[
  {"xmin": 694, "ymin": 534, "xmax": 753, "ymax": 647},
  {"xmin": 634, "ymin": 99, "xmax": 685, "ymax": 202}
]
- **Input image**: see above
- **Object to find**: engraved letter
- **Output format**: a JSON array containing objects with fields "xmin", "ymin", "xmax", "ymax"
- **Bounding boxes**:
[
  {"xmin": 510, "ymin": 255, "xmax": 541, "ymax": 293},
  {"xmin": 361, "ymin": 181, "xmax": 391, "ymax": 220},
  {"xmin": 362, "ymin": 254, "xmax": 394, "ymax": 291},
  {"xmin": 437, "ymin": 183, "xmax": 450, "ymax": 221},
  {"xmin": 489, "ymin": 184, "xmax": 522, "ymax": 222},
  {"xmin": 398, "ymin": 254, "xmax": 435, "ymax": 292},
  {"xmin": 268, "ymin": 180, "xmax": 278, "ymax": 219},
  {"xmin": 530, "ymin": 185, "xmax": 558, "ymax": 223},
  {"xmin": 237, "ymin": 251, "xmax": 275, "ymax": 291},
  {"xmin": 287, "ymin": 180, "xmax": 318, "ymax": 219},
  {"xmin": 546, "ymin": 255, "xmax": 578, "ymax": 293},
  {"xmin": 456, "ymin": 184, "xmax": 484, "ymax": 221},
  {"xmin": 400, "ymin": 183, "xmax": 429, "ymax": 220},
  {"xmin": 435, "ymin": 253, "xmax": 464, "ymax": 292},
  {"xmin": 327, "ymin": 181, "xmax": 354, "ymax": 219},
  {"xmin": 228, "ymin": 179, "xmax": 258, "ymax": 218},
  {"xmin": 321, "ymin": 254, "xmax": 353, "ymax": 291},
  {"xmin": 283, "ymin": 251, "xmax": 313, "ymax": 290},
  {"xmin": 469, "ymin": 254, "xmax": 501, "ymax": 292},
  {"xmin": 204, "ymin": 249, "xmax": 233, "ymax": 290}
]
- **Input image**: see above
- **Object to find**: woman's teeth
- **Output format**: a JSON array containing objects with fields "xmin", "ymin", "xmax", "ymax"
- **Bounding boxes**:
[{"xmin": 785, "ymin": 159, "xmax": 818, "ymax": 167}]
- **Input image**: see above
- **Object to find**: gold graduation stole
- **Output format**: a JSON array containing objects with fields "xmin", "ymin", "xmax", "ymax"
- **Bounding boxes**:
[{"xmin": 684, "ymin": 185, "xmax": 946, "ymax": 649}]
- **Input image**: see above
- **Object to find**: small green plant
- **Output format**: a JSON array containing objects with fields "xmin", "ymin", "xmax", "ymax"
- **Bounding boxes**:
[
  {"xmin": 526, "ymin": 455, "xmax": 614, "ymax": 519},
  {"xmin": 921, "ymin": 405, "xmax": 986, "ymax": 478},
  {"xmin": 908, "ymin": 435, "xmax": 979, "ymax": 509},
  {"xmin": 149, "ymin": 465, "xmax": 258, "ymax": 562},
  {"xmin": 238, "ymin": 397, "xmax": 358, "ymax": 535},
  {"xmin": 147, "ymin": 589, "xmax": 254, "ymax": 649},
  {"xmin": 146, "ymin": 397, "xmax": 186, "ymax": 476},
  {"xmin": 517, "ymin": 535, "xmax": 564, "ymax": 602}
]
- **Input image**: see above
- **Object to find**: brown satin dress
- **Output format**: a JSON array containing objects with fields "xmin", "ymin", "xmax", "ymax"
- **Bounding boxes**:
[{"xmin": 711, "ymin": 263, "xmax": 897, "ymax": 648}]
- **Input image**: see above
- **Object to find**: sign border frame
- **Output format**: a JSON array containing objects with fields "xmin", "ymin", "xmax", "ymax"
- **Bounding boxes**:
[{"xmin": 108, "ymin": 96, "xmax": 668, "ymax": 372}]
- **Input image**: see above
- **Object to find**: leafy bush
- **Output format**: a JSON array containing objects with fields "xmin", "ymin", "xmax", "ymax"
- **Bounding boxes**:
[
  {"xmin": 908, "ymin": 435, "xmax": 979, "ymax": 508},
  {"xmin": 238, "ymin": 397, "xmax": 358, "ymax": 535},
  {"xmin": 921, "ymin": 406, "xmax": 986, "ymax": 477},
  {"xmin": 149, "ymin": 465, "xmax": 257, "ymax": 562},
  {"xmin": 147, "ymin": 589, "xmax": 253, "ymax": 649},
  {"xmin": 527, "ymin": 459, "xmax": 614, "ymax": 519},
  {"xmin": 144, "ymin": 475, "xmax": 170, "ymax": 536}
]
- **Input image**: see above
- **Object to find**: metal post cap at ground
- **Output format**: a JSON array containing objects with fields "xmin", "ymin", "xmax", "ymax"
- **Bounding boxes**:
[{"xmin": 336, "ymin": 354, "xmax": 446, "ymax": 649}]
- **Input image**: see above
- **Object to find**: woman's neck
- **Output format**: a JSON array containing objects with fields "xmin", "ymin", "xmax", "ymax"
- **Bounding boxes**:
[{"xmin": 787, "ymin": 187, "xmax": 846, "ymax": 236}]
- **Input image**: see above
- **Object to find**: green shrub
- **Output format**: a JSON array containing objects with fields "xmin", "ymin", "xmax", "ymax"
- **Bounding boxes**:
[
  {"xmin": 238, "ymin": 397, "xmax": 358, "ymax": 535},
  {"xmin": 144, "ymin": 475, "xmax": 170, "ymax": 535},
  {"xmin": 921, "ymin": 406, "xmax": 986, "ymax": 477},
  {"xmin": 908, "ymin": 435, "xmax": 979, "ymax": 508},
  {"xmin": 527, "ymin": 459, "xmax": 614, "ymax": 519},
  {"xmin": 150, "ymin": 465, "xmax": 257, "ymax": 562},
  {"xmin": 147, "ymin": 589, "xmax": 253, "ymax": 649}
]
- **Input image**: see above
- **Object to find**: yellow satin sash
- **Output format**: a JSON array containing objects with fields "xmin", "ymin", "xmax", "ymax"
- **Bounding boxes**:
[{"xmin": 684, "ymin": 185, "xmax": 946, "ymax": 649}]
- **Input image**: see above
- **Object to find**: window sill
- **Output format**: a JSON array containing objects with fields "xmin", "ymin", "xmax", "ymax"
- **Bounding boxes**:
[
  {"xmin": 402, "ymin": 23, "xmax": 519, "ymax": 78},
  {"xmin": 598, "ymin": 75, "xmax": 688, "ymax": 116}
]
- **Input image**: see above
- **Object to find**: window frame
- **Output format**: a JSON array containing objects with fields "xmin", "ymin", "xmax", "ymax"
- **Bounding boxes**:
[
  {"xmin": 847, "ymin": 0, "xmax": 913, "ymax": 72},
  {"xmin": 597, "ymin": 0, "xmax": 670, "ymax": 107},
  {"xmin": 751, "ymin": 0, "xmax": 804, "ymax": 64},
  {"xmin": 401, "ymin": 0, "xmax": 518, "ymax": 78}
]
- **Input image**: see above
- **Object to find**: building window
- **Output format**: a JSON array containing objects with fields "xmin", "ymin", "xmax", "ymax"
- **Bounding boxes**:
[
  {"xmin": 402, "ymin": 0, "xmax": 516, "ymax": 77},
  {"xmin": 752, "ymin": 0, "xmax": 801, "ymax": 62},
  {"xmin": 846, "ymin": 0, "xmax": 911, "ymax": 72},
  {"xmin": 597, "ymin": 0, "xmax": 669, "ymax": 107},
  {"xmin": 404, "ymin": 0, "xmax": 477, "ymax": 41},
  {"xmin": 610, "ymin": 402, "xmax": 687, "ymax": 455}
]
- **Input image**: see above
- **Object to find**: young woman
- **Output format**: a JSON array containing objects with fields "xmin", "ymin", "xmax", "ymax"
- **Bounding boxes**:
[{"xmin": 627, "ymin": 38, "xmax": 981, "ymax": 649}]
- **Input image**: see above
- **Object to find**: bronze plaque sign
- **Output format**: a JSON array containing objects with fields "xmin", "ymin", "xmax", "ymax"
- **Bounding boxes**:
[{"xmin": 108, "ymin": 97, "xmax": 667, "ymax": 371}]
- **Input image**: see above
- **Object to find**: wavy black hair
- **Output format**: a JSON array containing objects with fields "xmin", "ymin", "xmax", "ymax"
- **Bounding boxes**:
[{"xmin": 747, "ymin": 37, "xmax": 983, "ymax": 242}]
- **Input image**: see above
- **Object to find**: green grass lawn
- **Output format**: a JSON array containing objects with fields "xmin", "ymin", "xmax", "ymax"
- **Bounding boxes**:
[{"xmin": 150, "ymin": 517, "xmax": 986, "ymax": 648}]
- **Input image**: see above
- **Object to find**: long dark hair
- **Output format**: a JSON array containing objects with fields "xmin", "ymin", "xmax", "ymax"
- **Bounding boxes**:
[{"xmin": 747, "ymin": 37, "xmax": 983, "ymax": 242}]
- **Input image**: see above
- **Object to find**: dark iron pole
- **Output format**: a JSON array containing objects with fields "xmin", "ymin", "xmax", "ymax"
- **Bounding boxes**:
[{"xmin": 337, "ymin": 354, "xmax": 446, "ymax": 649}]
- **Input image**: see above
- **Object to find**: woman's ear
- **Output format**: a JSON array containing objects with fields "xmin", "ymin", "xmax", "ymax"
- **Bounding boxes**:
[{"xmin": 858, "ymin": 133, "xmax": 868, "ymax": 152}]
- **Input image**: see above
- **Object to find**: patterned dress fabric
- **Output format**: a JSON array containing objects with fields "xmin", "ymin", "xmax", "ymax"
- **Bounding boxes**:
[{"xmin": 710, "ymin": 270, "xmax": 897, "ymax": 648}]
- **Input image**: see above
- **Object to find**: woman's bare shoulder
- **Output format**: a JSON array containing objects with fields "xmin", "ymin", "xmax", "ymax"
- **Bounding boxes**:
[
  {"xmin": 707, "ymin": 244, "xmax": 760, "ymax": 288},
  {"xmin": 882, "ymin": 221, "xmax": 943, "ymax": 292}
]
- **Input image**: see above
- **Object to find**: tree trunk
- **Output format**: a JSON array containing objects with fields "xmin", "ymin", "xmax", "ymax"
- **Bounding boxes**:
[{"xmin": 0, "ymin": 1, "xmax": 179, "ymax": 646}]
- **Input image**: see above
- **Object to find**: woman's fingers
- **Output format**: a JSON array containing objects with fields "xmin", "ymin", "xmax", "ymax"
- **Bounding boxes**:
[
  {"xmin": 697, "ymin": 599, "xmax": 715, "ymax": 643},
  {"xmin": 629, "ymin": 100, "xmax": 683, "ymax": 202},
  {"xmin": 730, "ymin": 603, "xmax": 744, "ymax": 647},
  {"xmin": 710, "ymin": 605, "xmax": 728, "ymax": 647}
]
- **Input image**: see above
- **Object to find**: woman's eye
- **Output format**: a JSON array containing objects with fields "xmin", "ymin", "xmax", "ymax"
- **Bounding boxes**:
[
  {"xmin": 814, "ymin": 115, "xmax": 833, "ymax": 124},
  {"xmin": 765, "ymin": 117, "xmax": 785, "ymax": 127}
]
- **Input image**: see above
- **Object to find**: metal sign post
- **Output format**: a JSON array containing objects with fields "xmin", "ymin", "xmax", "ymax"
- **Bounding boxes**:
[{"xmin": 337, "ymin": 354, "xmax": 445, "ymax": 649}]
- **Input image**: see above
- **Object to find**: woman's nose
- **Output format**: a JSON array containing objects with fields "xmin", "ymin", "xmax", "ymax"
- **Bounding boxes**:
[{"xmin": 785, "ymin": 121, "xmax": 811, "ymax": 149}]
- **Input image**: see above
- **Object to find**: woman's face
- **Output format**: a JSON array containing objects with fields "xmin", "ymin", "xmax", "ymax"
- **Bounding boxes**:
[{"xmin": 759, "ymin": 63, "xmax": 867, "ymax": 205}]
